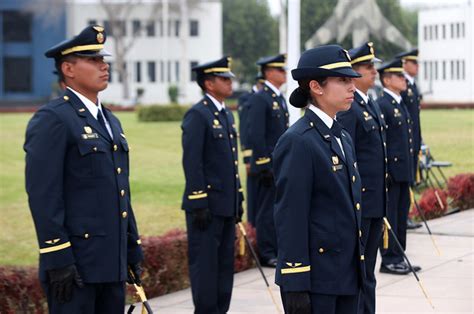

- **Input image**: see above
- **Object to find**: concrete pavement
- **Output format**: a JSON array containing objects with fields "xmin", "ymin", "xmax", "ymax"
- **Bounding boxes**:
[{"xmin": 129, "ymin": 210, "xmax": 473, "ymax": 314}]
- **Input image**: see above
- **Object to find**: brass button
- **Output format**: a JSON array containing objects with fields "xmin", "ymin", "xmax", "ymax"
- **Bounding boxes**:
[
  {"xmin": 410, "ymin": 148, "xmax": 414, "ymax": 153},
  {"xmin": 386, "ymin": 173, "xmax": 388, "ymax": 178},
  {"xmin": 386, "ymin": 188, "xmax": 389, "ymax": 192},
  {"xmin": 230, "ymin": 134, "xmax": 234, "ymax": 139},
  {"xmin": 93, "ymin": 147, "xmax": 98, "ymax": 152},
  {"xmin": 235, "ymin": 174, "xmax": 239, "ymax": 178},
  {"xmin": 219, "ymin": 134, "xmax": 223, "ymax": 138},
  {"xmin": 207, "ymin": 185, "xmax": 211, "ymax": 189},
  {"xmin": 409, "ymin": 129, "xmax": 412, "ymax": 133},
  {"xmin": 409, "ymin": 139, "xmax": 413, "ymax": 143},
  {"xmin": 380, "ymin": 126, "xmax": 384, "ymax": 131},
  {"xmin": 383, "ymin": 142, "xmax": 386, "ymax": 147},
  {"xmin": 360, "ymin": 255, "xmax": 365, "ymax": 261},
  {"xmin": 362, "ymin": 187, "xmax": 366, "ymax": 192},
  {"xmin": 385, "ymin": 158, "xmax": 388, "ymax": 163},
  {"xmin": 232, "ymin": 147, "xmax": 236, "ymax": 152},
  {"xmin": 359, "ymin": 230, "xmax": 362, "ymax": 238},
  {"xmin": 122, "ymin": 211, "xmax": 127, "ymax": 218},
  {"xmin": 319, "ymin": 248, "xmax": 324, "ymax": 253},
  {"xmin": 394, "ymin": 157, "xmax": 398, "ymax": 162},
  {"xmin": 117, "ymin": 167, "xmax": 122, "ymax": 174},
  {"xmin": 120, "ymin": 189, "xmax": 125, "ymax": 197},
  {"xmin": 234, "ymin": 161, "xmax": 238, "ymax": 166},
  {"xmin": 310, "ymin": 122, "xmax": 314, "ymax": 127},
  {"xmin": 63, "ymin": 95, "xmax": 69, "ymax": 101},
  {"xmin": 356, "ymin": 203, "xmax": 361, "ymax": 210},
  {"xmin": 113, "ymin": 144, "xmax": 118, "ymax": 151},
  {"xmin": 84, "ymin": 233, "xmax": 89, "ymax": 239},
  {"xmin": 352, "ymin": 176, "xmax": 356, "ymax": 183}
]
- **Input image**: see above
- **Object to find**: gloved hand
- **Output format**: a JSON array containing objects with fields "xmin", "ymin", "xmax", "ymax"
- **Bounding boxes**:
[
  {"xmin": 285, "ymin": 291, "xmax": 311, "ymax": 314},
  {"xmin": 259, "ymin": 169, "xmax": 274, "ymax": 187},
  {"xmin": 192, "ymin": 208, "xmax": 212, "ymax": 231},
  {"xmin": 47, "ymin": 264, "xmax": 83, "ymax": 303},
  {"xmin": 235, "ymin": 205, "xmax": 244, "ymax": 223},
  {"xmin": 127, "ymin": 262, "xmax": 143, "ymax": 285}
]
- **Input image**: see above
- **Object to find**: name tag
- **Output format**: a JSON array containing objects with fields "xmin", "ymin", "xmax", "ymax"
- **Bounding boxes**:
[
  {"xmin": 364, "ymin": 115, "xmax": 373, "ymax": 121},
  {"xmin": 332, "ymin": 165, "xmax": 343, "ymax": 172},
  {"xmin": 81, "ymin": 133, "xmax": 99, "ymax": 139},
  {"xmin": 212, "ymin": 124, "xmax": 223, "ymax": 129}
]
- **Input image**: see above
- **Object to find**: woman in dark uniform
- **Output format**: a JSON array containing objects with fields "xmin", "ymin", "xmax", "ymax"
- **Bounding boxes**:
[{"xmin": 273, "ymin": 45, "xmax": 365, "ymax": 314}]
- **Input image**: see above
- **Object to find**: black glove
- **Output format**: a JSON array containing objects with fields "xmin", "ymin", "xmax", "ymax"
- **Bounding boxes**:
[
  {"xmin": 47, "ymin": 264, "xmax": 83, "ymax": 304},
  {"xmin": 285, "ymin": 291, "xmax": 311, "ymax": 314},
  {"xmin": 259, "ymin": 169, "xmax": 274, "ymax": 187},
  {"xmin": 192, "ymin": 208, "xmax": 212, "ymax": 231},
  {"xmin": 127, "ymin": 262, "xmax": 143, "ymax": 285},
  {"xmin": 235, "ymin": 205, "xmax": 244, "ymax": 223}
]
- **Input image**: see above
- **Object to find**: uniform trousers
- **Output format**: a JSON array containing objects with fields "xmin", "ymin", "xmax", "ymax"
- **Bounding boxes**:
[
  {"xmin": 186, "ymin": 213, "xmax": 235, "ymax": 314},
  {"xmin": 255, "ymin": 179, "xmax": 277, "ymax": 262},
  {"xmin": 246, "ymin": 173, "xmax": 258, "ymax": 226},
  {"xmin": 280, "ymin": 289, "xmax": 360, "ymax": 314}
]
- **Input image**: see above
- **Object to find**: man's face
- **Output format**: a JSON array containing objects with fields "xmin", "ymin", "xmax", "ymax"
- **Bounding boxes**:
[
  {"xmin": 62, "ymin": 56, "xmax": 110, "ymax": 93},
  {"xmin": 384, "ymin": 73, "xmax": 407, "ymax": 94},
  {"xmin": 353, "ymin": 63, "xmax": 377, "ymax": 91},
  {"xmin": 265, "ymin": 67, "xmax": 287, "ymax": 87},
  {"xmin": 207, "ymin": 76, "xmax": 233, "ymax": 99},
  {"xmin": 403, "ymin": 60, "xmax": 418, "ymax": 77}
]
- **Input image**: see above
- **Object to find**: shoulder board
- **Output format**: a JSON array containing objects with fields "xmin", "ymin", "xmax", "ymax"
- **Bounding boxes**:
[{"xmin": 47, "ymin": 96, "xmax": 70, "ymax": 108}]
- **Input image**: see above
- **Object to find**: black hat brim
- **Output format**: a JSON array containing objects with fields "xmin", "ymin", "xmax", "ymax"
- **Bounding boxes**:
[
  {"xmin": 292, "ymin": 67, "xmax": 361, "ymax": 80},
  {"xmin": 214, "ymin": 71, "xmax": 235, "ymax": 78},
  {"xmin": 74, "ymin": 48, "xmax": 112, "ymax": 58}
]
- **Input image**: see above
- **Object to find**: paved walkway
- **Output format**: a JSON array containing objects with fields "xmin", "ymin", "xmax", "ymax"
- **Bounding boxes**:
[{"xmin": 129, "ymin": 210, "xmax": 473, "ymax": 313}]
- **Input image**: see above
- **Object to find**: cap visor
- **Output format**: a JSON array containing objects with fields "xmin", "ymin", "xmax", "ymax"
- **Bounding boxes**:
[
  {"xmin": 74, "ymin": 48, "xmax": 112, "ymax": 57},
  {"xmin": 214, "ymin": 71, "xmax": 235, "ymax": 78},
  {"xmin": 292, "ymin": 67, "xmax": 361, "ymax": 80}
]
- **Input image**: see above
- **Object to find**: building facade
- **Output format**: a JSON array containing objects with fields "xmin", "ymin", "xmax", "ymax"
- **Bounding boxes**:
[
  {"xmin": 418, "ymin": 2, "xmax": 473, "ymax": 103},
  {"xmin": 67, "ymin": 0, "xmax": 223, "ymax": 105},
  {"xmin": 0, "ymin": 0, "xmax": 66, "ymax": 105}
]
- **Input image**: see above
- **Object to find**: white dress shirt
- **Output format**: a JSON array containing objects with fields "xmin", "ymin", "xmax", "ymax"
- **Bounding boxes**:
[
  {"xmin": 206, "ymin": 93, "xmax": 226, "ymax": 112},
  {"xmin": 309, "ymin": 104, "xmax": 345, "ymax": 157},
  {"xmin": 383, "ymin": 88, "xmax": 402, "ymax": 104}
]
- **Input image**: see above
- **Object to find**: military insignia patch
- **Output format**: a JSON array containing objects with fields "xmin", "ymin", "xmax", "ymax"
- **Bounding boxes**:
[
  {"xmin": 84, "ymin": 126, "xmax": 92, "ymax": 134},
  {"xmin": 96, "ymin": 32, "xmax": 104, "ymax": 44},
  {"xmin": 363, "ymin": 111, "xmax": 369, "ymax": 117},
  {"xmin": 213, "ymin": 119, "xmax": 220, "ymax": 126},
  {"xmin": 343, "ymin": 49, "xmax": 351, "ymax": 61},
  {"xmin": 332, "ymin": 156, "xmax": 339, "ymax": 165},
  {"xmin": 408, "ymin": 88, "xmax": 413, "ymax": 96}
]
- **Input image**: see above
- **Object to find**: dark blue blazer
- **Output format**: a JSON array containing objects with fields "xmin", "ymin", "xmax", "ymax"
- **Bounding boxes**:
[
  {"xmin": 181, "ymin": 96, "xmax": 243, "ymax": 217},
  {"xmin": 247, "ymin": 83, "xmax": 289, "ymax": 173},
  {"xmin": 378, "ymin": 93, "xmax": 415, "ymax": 183},
  {"xmin": 237, "ymin": 90, "xmax": 254, "ymax": 164},
  {"xmin": 337, "ymin": 92, "xmax": 388, "ymax": 218},
  {"xmin": 273, "ymin": 109, "xmax": 365, "ymax": 295},
  {"xmin": 24, "ymin": 89, "xmax": 143, "ymax": 283},
  {"xmin": 401, "ymin": 79, "xmax": 422, "ymax": 154}
]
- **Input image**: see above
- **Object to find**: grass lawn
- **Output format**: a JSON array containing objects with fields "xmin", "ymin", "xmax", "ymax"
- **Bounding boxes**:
[{"xmin": 0, "ymin": 109, "xmax": 472, "ymax": 266}]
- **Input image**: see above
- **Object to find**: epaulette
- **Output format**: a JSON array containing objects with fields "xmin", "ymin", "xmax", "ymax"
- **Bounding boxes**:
[{"xmin": 47, "ymin": 95, "xmax": 70, "ymax": 108}]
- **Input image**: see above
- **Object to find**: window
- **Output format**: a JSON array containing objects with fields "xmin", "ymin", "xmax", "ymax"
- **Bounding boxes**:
[
  {"xmin": 107, "ymin": 63, "xmax": 113, "ymax": 82},
  {"xmin": 423, "ymin": 61, "xmax": 428, "ymax": 80},
  {"xmin": 450, "ymin": 60, "xmax": 455, "ymax": 79},
  {"xmin": 175, "ymin": 20, "xmax": 181, "ymax": 37},
  {"xmin": 132, "ymin": 20, "xmax": 141, "ymax": 36},
  {"xmin": 442, "ymin": 24, "xmax": 446, "ymax": 39},
  {"xmin": 88, "ymin": 20, "xmax": 97, "ymax": 26},
  {"xmin": 190, "ymin": 20, "xmax": 199, "ymax": 37},
  {"xmin": 135, "ymin": 62, "xmax": 141, "ymax": 83},
  {"xmin": 429, "ymin": 61, "xmax": 433, "ymax": 80},
  {"xmin": 147, "ymin": 61, "xmax": 156, "ymax": 82},
  {"xmin": 168, "ymin": 20, "xmax": 173, "ymax": 37},
  {"xmin": 456, "ymin": 23, "xmax": 460, "ymax": 38},
  {"xmin": 2, "ymin": 11, "xmax": 32, "ymax": 42},
  {"xmin": 434, "ymin": 25, "xmax": 438, "ymax": 40},
  {"xmin": 146, "ymin": 21, "xmax": 155, "ymax": 37},
  {"xmin": 160, "ymin": 61, "xmax": 165, "ymax": 82},
  {"xmin": 103, "ymin": 20, "xmax": 126, "ymax": 36},
  {"xmin": 461, "ymin": 22, "xmax": 465, "ymax": 38},
  {"xmin": 167, "ymin": 61, "xmax": 172, "ymax": 82},
  {"xmin": 175, "ymin": 61, "xmax": 180, "ymax": 82},
  {"xmin": 3, "ymin": 57, "xmax": 32, "ymax": 92},
  {"xmin": 423, "ymin": 26, "xmax": 427, "ymax": 41},
  {"xmin": 442, "ymin": 61, "xmax": 446, "ymax": 80},
  {"xmin": 434, "ymin": 61, "xmax": 438, "ymax": 80},
  {"xmin": 104, "ymin": 20, "xmax": 112, "ymax": 36},
  {"xmin": 456, "ymin": 60, "xmax": 460, "ymax": 80},
  {"xmin": 190, "ymin": 61, "xmax": 199, "ymax": 81},
  {"xmin": 428, "ymin": 25, "xmax": 432, "ymax": 40},
  {"xmin": 158, "ymin": 20, "xmax": 163, "ymax": 37},
  {"xmin": 118, "ymin": 63, "xmax": 127, "ymax": 83},
  {"xmin": 450, "ymin": 23, "xmax": 454, "ymax": 38},
  {"xmin": 461, "ymin": 60, "xmax": 465, "ymax": 80}
]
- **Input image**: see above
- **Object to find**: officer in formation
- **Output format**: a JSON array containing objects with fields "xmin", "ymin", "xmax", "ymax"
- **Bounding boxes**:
[
  {"xmin": 336, "ymin": 42, "xmax": 387, "ymax": 314},
  {"xmin": 237, "ymin": 74, "xmax": 265, "ymax": 226},
  {"xmin": 377, "ymin": 59, "xmax": 422, "ymax": 275},
  {"xmin": 181, "ymin": 56, "xmax": 244, "ymax": 314},
  {"xmin": 246, "ymin": 54, "xmax": 289, "ymax": 267},
  {"xmin": 273, "ymin": 45, "xmax": 364, "ymax": 314},
  {"xmin": 24, "ymin": 25, "xmax": 143, "ymax": 313},
  {"xmin": 397, "ymin": 49, "xmax": 423, "ymax": 230}
]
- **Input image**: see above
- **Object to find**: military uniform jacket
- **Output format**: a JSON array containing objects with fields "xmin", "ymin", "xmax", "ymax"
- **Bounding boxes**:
[
  {"xmin": 401, "ymin": 80, "xmax": 422, "ymax": 154},
  {"xmin": 273, "ymin": 109, "xmax": 365, "ymax": 295},
  {"xmin": 181, "ymin": 96, "xmax": 244, "ymax": 217},
  {"xmin": 24, "ymin": 89, "xmax": 143, "ymax": 283},
  {"xmin": 337, "ymin": 92, "xmax": 388, "ymax": 218},
  {"xmin": 237, "ymin": 91, "xmax": 253, "ymax": 164},
  {"xmin": 247, "ymin": 83, "xmax": 289, "ymax": 174},
  {"xmin": 378, "ymin": 93, "xmax": 415, "ymax": 183}
]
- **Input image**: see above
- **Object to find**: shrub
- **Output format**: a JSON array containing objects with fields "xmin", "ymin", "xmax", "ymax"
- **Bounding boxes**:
[
  {"xmin": 447, "ymin": 173, "xmax": 474, "ymax": 210},
  {"xmin": 168, "ymin": 85, "xmax": 179, "ymax": 104},
  {"xmin": 0, "ymin": 224, "xmax": 257, "ymax": 312},
  {"xmin": 137, "ymin": 105, "xmax": 189, "ymax": 122},
  {"xmin": 410, "ymin": 188, "xmax": 448, "ymax": 220}
]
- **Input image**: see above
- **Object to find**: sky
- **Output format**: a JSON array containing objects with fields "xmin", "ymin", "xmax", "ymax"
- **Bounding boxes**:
[{"xmin": 268, "ymin": 0, "xmax": 471, "ymax": 15}]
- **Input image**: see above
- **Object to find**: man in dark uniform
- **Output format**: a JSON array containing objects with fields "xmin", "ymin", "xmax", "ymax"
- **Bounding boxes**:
[
  {"xmin": 337, "ymin": 42, "xmax": 387, "ymax": 314},
  {"xmin": 247, "ymin": 54, "xmax": 288, "ymax": 267},
  {"xmin": 24, "ymin": 25, "xmax": 143, "ymax": 313},
  {"xmin": 396, "ymin": 49, "xmax": 423, "ymax": 230},
  {"xmin": 181, "ymin": 56, "xmax": 244, "ymax": 314},
  {"xmin": 237, "ymin": 74, "xmax": 264, "ymax": 226},
  {"xmin": 377, "ymin": 59, "xmax": 422, "ymax": 275},
  {"xmin": 274, "ymin": 45, "xmax": 364, "ymax": 314}
]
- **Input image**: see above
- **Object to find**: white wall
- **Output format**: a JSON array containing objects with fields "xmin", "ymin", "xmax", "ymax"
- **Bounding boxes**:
[
  {"xmin": 418, "ymin": 3, "xmax": 473, "ymax": 103},
  {"xmin": 68, "ymin": 0, "xmax": 222, "ymax": 105}
]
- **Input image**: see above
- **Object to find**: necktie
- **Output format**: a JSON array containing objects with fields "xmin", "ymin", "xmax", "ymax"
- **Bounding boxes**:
[
  {"xmin": 279, "ymin": 95, "xmax": 287, "ymax": 111},
  {"xmin": 330, "ymin": 121, "xmax": 343, "ymax": 138},
  {"xmin": 219, "ymin": 109, "xmax": 229, "ymax": 130},
  {"xmin": 97, "ymin": 107, "xmax": 111, "ymax": 139}
]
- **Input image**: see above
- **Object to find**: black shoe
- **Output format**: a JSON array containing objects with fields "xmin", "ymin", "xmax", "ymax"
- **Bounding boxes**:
[
  {"xmin": 401, "ymin": 261, "xmax": 421, "ymax": 272},
  {"xmin": 262, "ymin": 258, "xmax": 277, "ymax": 268},
  {"xmin": 380, "ymin": 263, "xmax": 410, "ymax": 275},
  {"xmin": 407, "ymin": 219, "xmax": 422, "ymax": 230}
]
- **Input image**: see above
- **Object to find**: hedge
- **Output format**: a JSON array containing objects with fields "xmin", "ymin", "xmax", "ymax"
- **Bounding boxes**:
[
  {"xmin": 0, "ymin": 223, "xmax": 257, "ymax": 313},
  {"xmin": 447, "ymin": 173, "xmax": 474, "ymax": 210},
  {"xmin": 137, "ymin": 105, "xmax": 189, "ymax": 122}
]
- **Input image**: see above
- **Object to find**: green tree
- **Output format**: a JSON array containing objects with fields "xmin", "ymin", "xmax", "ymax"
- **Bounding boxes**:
[{"xmin": 222, "ymin": 0, "xmax": 278, "ymax": 83}]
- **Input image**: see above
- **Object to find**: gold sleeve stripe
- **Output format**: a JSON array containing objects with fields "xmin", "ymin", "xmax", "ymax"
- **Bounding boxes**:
[
  {"xmin": 243, "ymin": 149, "xmax": 253, "ymax": 157},
  {"xmin": 188, "ymin": 193, "xmax": 208, "ymax": 200},
  {"xmin": 255, "ymin": 157, "xmax": 271, "ymax": 165},
  {"xmin": 319, "ymin": 62, "xmax": 352, "ymax": 70},
  {"xmin": 281, "ymin": 265, "xmax": 311, "ymax": 274},
  {"xmin": 350, "ymin": 54, "xmax": 375, "ymax": 64},
  {"xmin": 39, "ymin": 241, "xmax": 71, "ymax": 254},
  {"xmin": 61, "ymin": 44, "xmax": 104, "ymax": 55}
]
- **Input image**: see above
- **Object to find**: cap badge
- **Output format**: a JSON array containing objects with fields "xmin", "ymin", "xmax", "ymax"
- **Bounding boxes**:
[{"xmin": 96, "ymin": 32, "xmax": 104, "ymax": 44}]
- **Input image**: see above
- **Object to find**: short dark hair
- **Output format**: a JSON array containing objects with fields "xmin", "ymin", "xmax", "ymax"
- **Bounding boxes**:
[
  {"xmin": 196, "ymin": 73, "xmax": 216, "ymax": 91},
  {"xmin": 300, "ymin": 77, "xmax": 328, "ymax": 105},
  {"xmin": 54, "ymin": 55, "xmax": 78, "ymax": 83},
  {"xmin": 379, "ymin": 72, "xmax": 402, "ymax": 87}
]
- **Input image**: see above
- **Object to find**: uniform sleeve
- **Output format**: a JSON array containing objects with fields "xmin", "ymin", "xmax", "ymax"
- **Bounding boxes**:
[
  {"xmin": 238, "ymin": 98, "xmax": 252, "ymax": 164},
  {"xmin": 24, "ymin": 107, "xmax": 75, "ymax": 270},
  {"xmin": 337, "ymin": 107, "xmax": 358, "ymax": 144},
  {"xmin": 181, "ymin": 109, "xmax": 209, "ymax": 210},
  {"xmin": 247, "ymin": 94, "xmax": 271, "ymax": 173},
  {"xmin": 126, "ymin": 199, "xmax": 144, "ymax": 264},
  {"xmin": 273, "ymin": 132, "xmax": 312, "ymax": 291}
]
